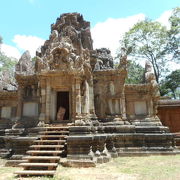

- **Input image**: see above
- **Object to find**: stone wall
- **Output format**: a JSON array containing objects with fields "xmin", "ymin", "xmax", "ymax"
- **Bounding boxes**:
[
  {"xmin": 15, "ymin": 75, "xmax": 40, "ymax": 127},
  {"xmin": 125, "ymin": 84, "xmax": 153, "ymax": 120},
  {"xmin": 93, "ymin": 70, "xmax": 126, "ymax": 120},
  {"xmin": 158, "ymin": 99, "xmax": 180, "ymax": 132},
  {"xmin": 0, "ymin": 91, "xmax": 18, "ymax": 129}
]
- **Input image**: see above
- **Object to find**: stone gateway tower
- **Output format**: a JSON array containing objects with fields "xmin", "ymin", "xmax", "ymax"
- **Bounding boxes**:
[
  {"xmin": 35, "ymin": 13, "xmax": 95, "ymax": 124},
  {"xmin": 0, "ymin": 13, "xmax": 179, "ymax": 175}
]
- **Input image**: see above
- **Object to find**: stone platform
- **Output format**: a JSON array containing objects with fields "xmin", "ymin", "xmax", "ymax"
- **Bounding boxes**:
[{"xmin": 66, "ymin": 119, "xmax": 179, "ymax": 167}]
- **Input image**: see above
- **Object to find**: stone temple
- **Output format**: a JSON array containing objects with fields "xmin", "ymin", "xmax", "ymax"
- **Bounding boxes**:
[{"xmin": 0, "ymin": 13, "xmax": 179, "ymax": 176}]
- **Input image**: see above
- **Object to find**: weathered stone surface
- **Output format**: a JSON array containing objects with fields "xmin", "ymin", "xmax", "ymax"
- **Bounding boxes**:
[
  {"xmin": 0, "ymin": 12, "xmax": 179, "ymax": 169},
  {"xmin": 15, "ymin": 51, "xmax": 34, "ymax": 75},
  {"xmin": 91, "ymin": 48, "xmax": 114, "ymax": 70}
]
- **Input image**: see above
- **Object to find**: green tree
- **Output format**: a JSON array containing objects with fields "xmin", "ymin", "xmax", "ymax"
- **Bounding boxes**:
[
  {"xmin": 160, "ymin": 69, "xmax": 180, "ymax": 99},
  {"xmin": 0, "ymin": 53, "xmax": 16, "ymax": 72},
  {"xmin": 0, "ymin": 36, "xmax": 17, "ymax": 90},
  {"xmin": 120, "ymin": 20, "xmax": 168, "ymax": 83},
  {"xmin": 0, "ymin": 36, "xmax": 2, "ymax": 45},
  {"xmin": 167, "ymin": 7, "xmax": 180, "ymax": 62},
  {"xmin": 126, "ymin": 61, "xmax": 145, "ymax": 84},
  {"xmin": 0, "ymin": 36, "xmax": 17, "ymax": 72}
]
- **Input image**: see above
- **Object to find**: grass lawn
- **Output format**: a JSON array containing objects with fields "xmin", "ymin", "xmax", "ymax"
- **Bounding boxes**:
[{"xmin": 0, "ymin": 155, "xmax": 180, "ymax": 180}]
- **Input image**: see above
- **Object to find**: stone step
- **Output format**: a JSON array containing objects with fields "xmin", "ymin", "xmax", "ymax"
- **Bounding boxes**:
[
  {"xmin": 23, "ymin": 156, "xmax": 60, "ymax": 161},
  {"xmin": 44, "ymin": 126, "xmax": 69, "ymax": 130},
  {"xmin": 14, "ymin": 125, "xmax": 69, "ymax": 177},
  {"xmin": 119, "ymin": 146, "xmax": 173, "ymax": 152},
  {"xmin": 0, "ymin": 153, "xmax": 8, "ymax": 158},
  {"xmin": 0, "ymin": 151, "xmax": 10, "ymax": 158},
  {"xmin": 39, "ymin": 135, "xmax": 67, "ymax": 139},
  {"xmin": 118, "ymin": 151, "xmax": 178, "ymax": 156},
  {"xmin": 132, "ymin": 123, "xmax": 160, "ymax": 126},
  {"xmin": 0, "ymin": 148, "xmax": 11, "ymax": 157},
  {"xmin": 0, "ymin": 130, "xmax": 5, "ymax": 135},
  {"xmin": 9, "ymin": 154, "xmax": 25, "ymax": 160},
  {"xmin": 5, "ymin": 160, "xmax": 28, "ymax": 167},
  {"xmin": 0, "ymin": 148, "xmax": 9, "ymax": 153},
  {"xmin": 30, "ymin": 145, "xmax": 64, "ymax": 149},
  {"xmin": 40, "ymin": 131, "xmax": 69, "ymax": 134},
  {"xmin": 34, "ymin": 140, "xmax": 66, "ymax": 144},
  {"xmin": 19, "ymin": 162, "xmax": 58, "ymax": 167},
  {"xmin": 27, "ymin": 150, "xmax": 63, "ymax": 155},
  {"xmin": 118, "ymin": 147, "xmax": 142, "ymax": 152},
  {"xmin": 15, "ymin": 170, "xmax": 55, "ymax": 176}
]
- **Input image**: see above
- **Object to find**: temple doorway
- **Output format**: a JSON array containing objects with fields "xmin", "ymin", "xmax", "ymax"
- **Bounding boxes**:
[{"xmin": 56, "ymin": 91, "xmax": 69, "ymax": 121}]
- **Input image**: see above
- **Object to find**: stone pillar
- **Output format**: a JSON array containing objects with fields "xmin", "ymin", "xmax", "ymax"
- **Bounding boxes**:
[
  {"xmin": 148, "ymin": 99, "xmax": 154, "ymax": 117},
  {"xmin": 45, "ymin": 82, "xmax": 51, "ymax": 123},
  {"xmin": 120, "ymin": 93, "xmax": 126, "ymax": 120},
  {"xmin": 16, "ymin": 86, "xmax": 23, "ymax": 121},
  {"xmin": 39, "ymin": 88, "xmax": 46, "ymax": 122},
  {"xmin": 71, "ymin": 81, "xmax": 76, "ymax": 122},
  {"xmin": 115, "ymin": 99, "xmax": 120, "ymax": 114},
  {"xmin": 89, "ymin": 79, "xmax": 96, "ymax": 116},
  {"xmin": 108, "ymin": 99, "xmax": 113, "ymax": 114},
  {"xmin": 82, "ymin": 80, "xmax": 89, "ymax": 114},
  {"xmin": 50, "ymin": 90, "xmax": 57, "ymax": 121},
  {"xmin": 75, "ymin": 78, "xmax": 82, "ymax": 119}
]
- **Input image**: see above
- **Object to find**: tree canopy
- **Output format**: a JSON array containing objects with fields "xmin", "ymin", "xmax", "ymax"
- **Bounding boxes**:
[
  {"xmin": 119, "ymin": 7, "xmax": 180, "ymax": 84},
  {"xmin": 167, "ymin": 7, "xmax": 180, "ymax": 62},
  {"xmin": 125, "ymin": 61, "xmax": 144, "ymax": 84},
  {"xmin": 160, "ymin": 69, "xmax": 180, "ymax": 99},
  {"xmin": 120, "ymin": 20, "xmax": 168, "ymax": 83},
  {"xmin": 0, "ymin": 36, "xmax": 17, "ymax": 72},
  {"xmin": 0, "ymin": 36, "xmax": 17, "ymax": 90}
]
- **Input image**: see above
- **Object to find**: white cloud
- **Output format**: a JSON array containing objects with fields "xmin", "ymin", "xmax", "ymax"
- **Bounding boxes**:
[
  {"xmin": 1, "ymin": 44, "xmax": 21, "ymax": 59},
  {"xmin": 167, "ymin": 62, "xmax": 180, "ymax": 71},
  {"xmin": 0, "ymin": 9, "xmax": 175, "ymax": 61},
  {"xmin": 156, "ymin": 10, "xmax": 172, "ymax": 29},
  {"xmin": 91, "ymin": 14, "xmax": 146, "ymax": 57},
  {"xmin": 13, "ymin": 35, "xmax": 45, "ymax": 57}
]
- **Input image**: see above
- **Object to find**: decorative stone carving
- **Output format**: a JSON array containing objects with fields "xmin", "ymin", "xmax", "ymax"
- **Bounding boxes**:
[
  {"xmin": 57, "ymin": 107, "xmax": 66, "ymax": 121},
  {"xmin": 118, "ymin": 47, "xmax": 128, "ymax": 72},
  {"xmin": 145, "ymin": 61, "xmax": 160, "ymax": 116},
  {"xmin": 35, "ymin": 14, "xmax": 92, "ymax": 80},
  {"xmin": 0, "ymin": 13, "xmax": 177, "ymax": 169},
  {"xmin": 91, "ymin": 48, "xmax": 114, "ymax": 71},
  {"xmin": 0, "ymin": 70, "xmax": 17, "ymax": 91},
  {"xmin": 15, "ymin": 51, "xmax": 34, "ymax": 75}
]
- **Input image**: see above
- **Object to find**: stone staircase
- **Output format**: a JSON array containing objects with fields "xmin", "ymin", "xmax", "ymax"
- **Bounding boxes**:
[{"xmin": 15, "ymin": 125, "xmax": 69, "ymax": 177}]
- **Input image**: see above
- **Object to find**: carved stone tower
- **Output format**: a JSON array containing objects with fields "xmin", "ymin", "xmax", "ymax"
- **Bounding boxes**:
[{"xmin": 35, "ymin": 13, "xmax": 95, "ymax": 124}]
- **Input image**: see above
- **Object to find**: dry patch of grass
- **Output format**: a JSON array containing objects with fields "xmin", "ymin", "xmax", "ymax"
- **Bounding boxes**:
[
  {"xmin": 0, "ymin": 155, "xmax": 180, "ymax": 180},
  {"xmin": 0, "ymin": 158, "xmax": 21, "ymax": 180},
  {"xmin": 56, "ymin": 155, "xmax": 180, "ymax": 180},
  {"xmin": 56, "ymin": 164, "xmax": 137, "ymax": 180},
  {"xmin": 115, "ymin": 155, "xmax": 180, "ymax": 180}
]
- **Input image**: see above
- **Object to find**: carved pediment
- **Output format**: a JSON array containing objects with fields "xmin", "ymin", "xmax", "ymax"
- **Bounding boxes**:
[{"xmin": 35, "ymin": 13, "xmax": 93, "ymax": 78}]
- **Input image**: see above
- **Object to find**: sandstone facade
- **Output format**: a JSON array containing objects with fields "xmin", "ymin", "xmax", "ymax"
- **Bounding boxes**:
[{"xmin": 0, "ymin": 13, "xmax": 178, "ymax": 166}]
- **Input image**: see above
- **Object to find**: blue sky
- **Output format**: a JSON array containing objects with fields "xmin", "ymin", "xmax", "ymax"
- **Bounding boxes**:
[{"xmin": 0, "ymin": 0, "xmax": 179, "ymax": 58}]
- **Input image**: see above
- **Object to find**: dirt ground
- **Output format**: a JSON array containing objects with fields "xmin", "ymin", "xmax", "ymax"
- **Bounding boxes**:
[{"xmin": 0, "ymin": 155, "xmax": 180, "ymax": 180}]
